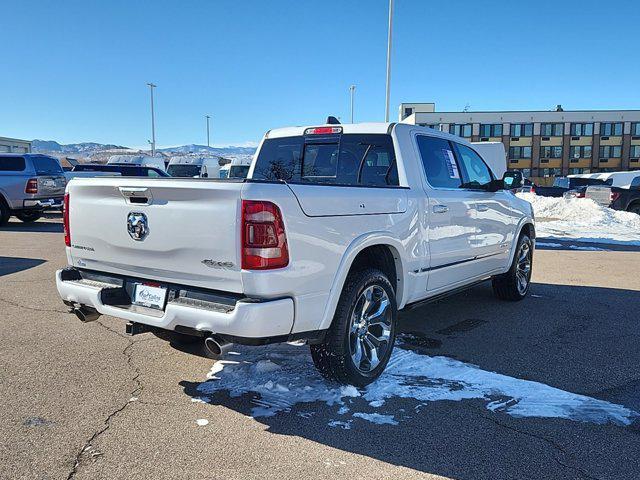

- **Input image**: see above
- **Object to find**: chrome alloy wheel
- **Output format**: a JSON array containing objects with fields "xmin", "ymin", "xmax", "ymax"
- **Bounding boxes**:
[
  {"xmin": 349, "ymin": 285, "xmax": 392, "ymax": 373},
  {"xmin": 515, "ymin": 241, "xmax": 532, "ymax": 295}
]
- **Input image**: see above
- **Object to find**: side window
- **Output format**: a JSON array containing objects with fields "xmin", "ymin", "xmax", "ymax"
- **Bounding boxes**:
[
  {"xmin": 415, "ymin": 136, "xmax": 461, "ymax": 189},
  {"xmin": 454, "ymin": 144, "xmax": 493, "ymax": 189},
  {"xmin": 0, "ymin": 156, "xmax": 26, "ymax": 172},
  {"xmin": 147, "ymin": 169, "xmax": 161, "ymax": 178}
]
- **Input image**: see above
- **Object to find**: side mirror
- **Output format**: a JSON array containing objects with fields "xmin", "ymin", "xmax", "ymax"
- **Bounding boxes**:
[{"xmin": 502, "ymin": 171, "xmax": 523, "ymax": 189}]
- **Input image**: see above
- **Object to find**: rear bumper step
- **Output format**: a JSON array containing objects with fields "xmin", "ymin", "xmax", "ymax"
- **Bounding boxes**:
[{"xmin": 56, "ymin": 268, "xmax": 295, "ymax": 339}]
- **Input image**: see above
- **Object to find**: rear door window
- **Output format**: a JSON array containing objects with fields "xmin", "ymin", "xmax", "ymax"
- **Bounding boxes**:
[
  {"xmin": 0, "ymin": 156, "xmax": 26, "ymax": 172},
  {"xmin": 416, "ymin": 135, "xmax": 462, "ymax": 188},
  {"xmin": 32, "ymin": 156, "xmax": 64, "ymax": 175},
  {"xmin": 252, "ymin": 134, "xmax": 398, "ymax": 187}
]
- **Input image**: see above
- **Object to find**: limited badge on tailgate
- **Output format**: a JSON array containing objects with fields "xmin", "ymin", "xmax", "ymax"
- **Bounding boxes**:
[{"xmin": 133, "ymin": 283, "xmax": 167, "ymax": 309}]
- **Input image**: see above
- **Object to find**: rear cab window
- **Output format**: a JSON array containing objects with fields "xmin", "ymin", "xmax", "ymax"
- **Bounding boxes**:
[
  {"xmin": 252, "ymin": 133, "xmax": 399, "ymax": 187},
  {"xmin": 31, "ymin": 156, "xmax": 64, "ymax": 175},
  {"xmin": 0, "ymin": 156, "xmax": 26, "ymax": 172}
]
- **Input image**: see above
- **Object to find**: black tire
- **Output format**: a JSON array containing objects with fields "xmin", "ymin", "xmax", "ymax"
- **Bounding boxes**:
[
  {"xmin": 152, "ymin": 329, "xmax": 201, "ymax": 346},
  {"xmin": 0, "ymin": 199, "xmax": 9, "ymax": 226},
  {"xmin": 310, "ymin": 268, "xmax": 397, "ymax": 387},
  {"xmin": 492, "ymin": 234, "xmax": 533, "ymax": 301},
  {"xmin": 628, "ymin": 203, "xmax": 640, "ymax": 216},
  {"xmin": 15, "ymin": 211, "xmax": 42, "ymax": 223}
]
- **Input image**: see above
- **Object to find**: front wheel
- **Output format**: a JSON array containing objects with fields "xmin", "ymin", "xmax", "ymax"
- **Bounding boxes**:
[
  {"xmin": 15, "ymin": 211, "xmax": 42, "ymax": 223},
  {"xmin": 310, "ymin": 268, "xmax": 397, "ymax": 387},
  {"xmin": 492, "ymin": 234, "xmax": 533, "ymax": 301}
]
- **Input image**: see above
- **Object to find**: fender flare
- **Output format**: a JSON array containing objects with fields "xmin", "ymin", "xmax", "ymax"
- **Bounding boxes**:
[
  {"xmin": 317, "ymin": 232, "xmax": 408, "ymax": 331},
  {"xmin": 507, "ymin": 217, "xmax": 536, "ymax": 267}
]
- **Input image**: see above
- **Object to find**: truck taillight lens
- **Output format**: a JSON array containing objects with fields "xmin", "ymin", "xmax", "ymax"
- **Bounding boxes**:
[
  {"xmin": 63, "ymin": 193, "xmax": 71, "ymax": 247},
  {"xmin": 241, "ymin": 200, "xmax": 289, "ymax": 270},
  {"xmin": 610, "ymin": 192, "xmax": 621, "ymax": 202},
  {"xmin": 25, "ymin": 178, "xmax": 38, "ymax": 194}
]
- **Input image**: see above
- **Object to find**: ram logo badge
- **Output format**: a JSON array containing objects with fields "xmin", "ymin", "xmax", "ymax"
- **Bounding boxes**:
[{"xmin": 127, "ymin": 212, "xmax": 148, "ymax": 241}]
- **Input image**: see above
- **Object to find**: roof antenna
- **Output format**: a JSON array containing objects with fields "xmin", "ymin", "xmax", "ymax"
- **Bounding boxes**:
[{"xmin": 326, "ymin": 116, "xmax": 341, "ymax": 125}]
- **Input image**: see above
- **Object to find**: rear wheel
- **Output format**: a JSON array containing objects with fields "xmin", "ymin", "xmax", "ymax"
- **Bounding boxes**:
[
  {"xmin": 15, "ymin": 211, "xmax": 42, "ymax": 223},
  {"xmin": 310, "ymin": 268, "xmax": 397, "ymax": 387},
  {"xmin": 492, "ymin": 234, "xmax": 533, "ymax": 301},
  {"xmin": 628, "ymin": 203, "xmax": 640, "ymax": 216},
  {"xmin": 0, "ymin": 200, "xmax": 9, "ymax": 226}
]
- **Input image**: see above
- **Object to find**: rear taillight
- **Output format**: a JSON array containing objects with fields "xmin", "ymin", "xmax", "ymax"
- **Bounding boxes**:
[
  {"xmin": 241, "ymin": 200, "xmax": 289, "ymax": 270},
  {"xmin": 610, "ymin": 191, "xmax": 621, "ymax": 202},
  {"xmin": 576, "ymin": 191, "xmax": 585, "ymax": 198},
  {"xmin": 25, "ymin": 178, "xmax": 38, "ymax": 194},
  {"xmin": 63, "ymin": 193, "xmax": 70, "ymax": 247}
]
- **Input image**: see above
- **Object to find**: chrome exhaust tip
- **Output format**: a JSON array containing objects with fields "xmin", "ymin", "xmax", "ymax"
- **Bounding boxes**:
[
  {"xmin": 73, "ymin": 306, "xmax": 100, "ymax": 323},
  {"xmin": 204, "ymin": 335, "xmax": 232, "ymax": 357}
]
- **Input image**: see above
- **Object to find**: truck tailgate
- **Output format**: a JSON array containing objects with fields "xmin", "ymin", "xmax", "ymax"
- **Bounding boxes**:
[{"xmin": 66, "ymin": 178, "xmax": 243, "ymax": 292}]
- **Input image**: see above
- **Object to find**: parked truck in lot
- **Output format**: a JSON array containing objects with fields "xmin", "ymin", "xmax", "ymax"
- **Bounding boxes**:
[
  {"xmin": 56, "ymin": 122, "xmax": 535, "ymax": 385},
  {"xmin": 0, "ymin": 153, "xmax": 66, "ymax": 225}
]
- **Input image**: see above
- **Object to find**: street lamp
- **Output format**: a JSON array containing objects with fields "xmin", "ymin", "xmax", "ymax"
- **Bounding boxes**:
[
  {"xmin": 384, "ymin": 0, "xmax": 394, "ymax": 122},
  {"xmin": 205, "ymin": 115, "xmax": 211, "ymax": 148},
  {"xmin": 146, "ymin": 83, "xmax": 157, "ymax": 156},
  {"xmin": 349, "ymin": 85, "xmax": 356, "ymax": 123}
]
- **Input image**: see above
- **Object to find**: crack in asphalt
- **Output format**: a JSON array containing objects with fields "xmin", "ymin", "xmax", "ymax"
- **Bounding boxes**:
[
  {"xmin": 65, "ymin": 324, "xmax": 152, "ymax": 479},
  {"xmin": 474, "ymin": 408, "xmax": 602, "ymax": 480},
  {"xmin": 0, "ymin": 296, "xmax": 67, "ymax": 314}
]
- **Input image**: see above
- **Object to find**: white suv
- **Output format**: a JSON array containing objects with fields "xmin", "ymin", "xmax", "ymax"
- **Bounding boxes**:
[{"xmin": 56, "ymin": 122, "xmax": 534, "ymax": 386}]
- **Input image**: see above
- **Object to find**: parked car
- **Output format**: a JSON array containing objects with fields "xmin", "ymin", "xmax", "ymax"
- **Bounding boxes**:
[
  {"xmin": 585, "ymin": 176, "xmax": 640, "ymax": 214},
  {"xmin": 219, "ymin": 157, "xmax": 252, "ymax": 179},
  {"xmin": 534, "ymin": 176, "xmax": 607, "ymax": 197},
  {"xmin": 68, "ymin": 164, "xmax": 170, "ymax": 180},
  {"xmin": 0, "ymin": 153, "xmax": 66, "ymax": 225},
  {"xmin": 166, "ymin": 156, "xmax": 227, "ymax": 178},
  {"xmin": 107, "ymin": 155, "xmax": 167, "ymax": 171},
  {"xmin": 56, "ymin": 122, "xmax": 535, "ymax": 386}
]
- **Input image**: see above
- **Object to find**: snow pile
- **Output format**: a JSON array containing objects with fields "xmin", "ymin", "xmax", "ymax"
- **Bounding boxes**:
[
  {"xmin": 193, "ymin": 343, "xmax": 637, "ymax": 427},
  {"xmin": 517, "ymin": 192, "xmax": 640, "ymax": 245}
]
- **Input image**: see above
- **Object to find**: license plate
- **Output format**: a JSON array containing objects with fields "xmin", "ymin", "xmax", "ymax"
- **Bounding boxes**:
[{"xmin": 133, "ymin": 283, "xmax": 167, "ymax": 310}]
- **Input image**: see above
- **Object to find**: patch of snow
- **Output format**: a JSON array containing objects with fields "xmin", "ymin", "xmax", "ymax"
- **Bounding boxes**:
[
  {"xmin": 194, "ymin": 344, "xmax": 637, "ymax": 427},
  {"xmin": 516, "ymin": 193, "xmax": 640, "ymax": 245},
  {"xmin": 196, "ymin": 419, "xmax": 209, "ymax": 426},
  {"xmin": 328, "ymin": 420, "xmax": 352, "ymax": 430},
  {"xmin": 536, "ymin": 242, "xmax": 564, "ymax": 248},
  {"xmin": 353, "ymin": 412, "xmax": 398, "ymax": 425}
]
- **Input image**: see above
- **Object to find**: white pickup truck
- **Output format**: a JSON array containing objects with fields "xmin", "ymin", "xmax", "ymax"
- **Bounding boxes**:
[{"xmin": 56, "ymin": 122, "xmax": 534, "ymax": 386}]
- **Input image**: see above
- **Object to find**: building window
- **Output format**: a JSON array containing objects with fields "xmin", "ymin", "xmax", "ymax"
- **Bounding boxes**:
[
  {"xmin": 509, "ymin": 146, "xmax": 532, "ymax": 159},
  {"xmin": 539, "ymin": 146, "xmax": 563, "ymax": 158},
  {"xmin": 426, "ymin": 124, "xmax": 441, "ymax": 131},
  {"xmin": 630, "ymin": 145, "xmax": 640, "ymax": 158},
  {"xmin": 541, "ymin": 168, "xmax": 561, "ymax": 177},
  {"xmin": 520, "ymin": 168, "xmax": 531, "ymax": 177},
  {"xmin": 540, "ymin": 123, "xmax": 564, "ymax": 137},
  {"xmin": 449, "ymin": 124, "xmax": 472, "ymax": 138},
  {"xmin": 569, "ymin": 145, "xmax": 592, "ymax": 159},
  {"xmin": 632, "ymin": 123, "xmax": 640, "ymax": 136},
  {"xmin": 510, "ymin": 123, "xmax": 533, "ymax": 137},
  {"xmin": 599, "ymin": 146, "xmax": 622, "ymax": 158},
  {"xmin": 479, "ymin": 124, "xmax": 503, "ymax": 137},
  {"xmin": 600, "ymin": 122, "xmax": 623, "ymax": 136},
  {"xmin": 570, "ymin": 123, "xmax": 594, "ymax": 136},
  {"xmin": 404, "ymin": 107, "xmax": 413, "ymax": 118},
  {"xmin": 568, "ymin": 168, "xmax": 590, "ymax": 174}
]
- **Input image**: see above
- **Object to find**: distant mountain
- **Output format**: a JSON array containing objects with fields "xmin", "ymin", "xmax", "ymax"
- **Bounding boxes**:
[
  {"xmin": 32, "ymin": 139, "xmax": 128, "ymax": 154},
  {"xmin": 157, "ymin": 144, "xmax": 256, "ymax": 156}
]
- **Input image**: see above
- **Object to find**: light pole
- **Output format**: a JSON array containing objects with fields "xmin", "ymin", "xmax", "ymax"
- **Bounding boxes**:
[
  {"xmin": 349, "ymin": 85, "xmax": 356, "ymax": 123},
  {"xmin": 384, "ymin": 0, "xmax": 394, "ymax": 122},
  {"xmin": 205, "ymin": 115, "xmax": 211, "ymax": 147},
  {"xmin": 147, "ymin": 83, "xmax": 157, "ymax": 156}
]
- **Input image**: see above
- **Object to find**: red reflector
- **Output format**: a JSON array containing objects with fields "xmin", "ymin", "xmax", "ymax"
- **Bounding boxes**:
[
  {"xmin": 610, "ymin": 192, "xmax": 621, "ymax": 202},
  {"xmin": 304, "ymin": 126, "xmax": 342, "ymax": 135},
  {"xmin": 241, "ymin": 200, "xmax": 289, "ymax": 270},
  {"xmin": 63, "ymin": 193, "xmax": 71, "ymax": 247},
  {"xmin": 25, "ymin": 178, "xmax": 38, "ymax": 194}
]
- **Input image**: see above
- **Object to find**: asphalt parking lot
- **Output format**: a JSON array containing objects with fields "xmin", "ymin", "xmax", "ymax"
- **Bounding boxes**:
[{"xmin": 1, "ymin": 216, "xmax": 639, "ymax": 480}]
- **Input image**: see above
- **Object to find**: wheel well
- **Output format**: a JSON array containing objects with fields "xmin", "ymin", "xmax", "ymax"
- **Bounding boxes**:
[
  {"xmin": 628, "ymin": 200, "xmax": 640, "ymax": 211},
  {"xmin": 348, "ymin": 244, "xmax": 400, "ymax": 294},
  {"xmin": 520, "ymin": 222, "xmax": 535, "ymax": 240}
]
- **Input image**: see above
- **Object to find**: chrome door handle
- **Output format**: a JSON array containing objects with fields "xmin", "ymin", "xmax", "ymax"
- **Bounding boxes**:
[
  {"xmin": 475, "ymin": 203, "xmax": 489, "ymax": 212},
  {"xmin": 432, "ymin": 204, "xmax": 449, "ymax": 214}
]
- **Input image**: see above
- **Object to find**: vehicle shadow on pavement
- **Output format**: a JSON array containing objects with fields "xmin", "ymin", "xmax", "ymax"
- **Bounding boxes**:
[
  {"xmin": 536, "ymin": 238, "xmax": 640, "ymax": 252},
  {"xmin": 179, "ymin": 282, "xmax": 640, "ymax": 480},
  {"xmin": 0, "ymin": 220, "xmax": 63, "ymax": 233},
  {"xmin": 0, "ymin": 256, "xmax": 46, "ymax": 276}
]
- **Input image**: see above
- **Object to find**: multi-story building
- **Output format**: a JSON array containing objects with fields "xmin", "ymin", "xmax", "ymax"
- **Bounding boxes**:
[{"xmin": 399, "ymin": 103, "xmax": 640, "ymax": 180}]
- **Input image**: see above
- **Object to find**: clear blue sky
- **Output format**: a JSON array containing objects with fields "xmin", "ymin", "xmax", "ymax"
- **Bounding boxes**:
[{"xmin": 1, "ymin": 0, "xmax": 638, "ymax": 148}]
